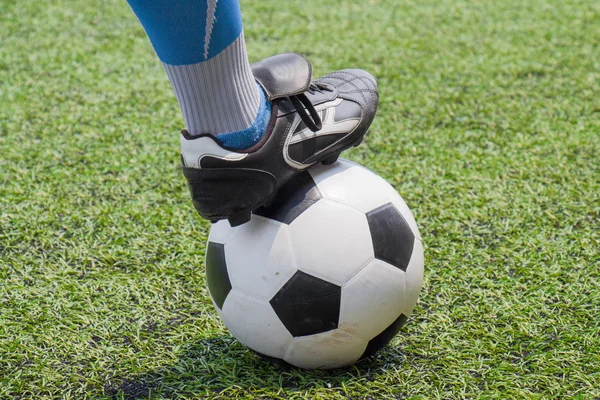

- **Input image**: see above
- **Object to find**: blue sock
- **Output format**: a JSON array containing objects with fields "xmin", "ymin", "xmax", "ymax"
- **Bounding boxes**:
[{"xmin": 215, "ymin": 84, "xmax": 271, "ymax": 149}]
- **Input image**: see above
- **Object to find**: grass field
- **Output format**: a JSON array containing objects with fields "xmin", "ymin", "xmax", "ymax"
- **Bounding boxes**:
[{"xmin": 1, "ymin": 0, "xmax": 599, "ymax": 398}]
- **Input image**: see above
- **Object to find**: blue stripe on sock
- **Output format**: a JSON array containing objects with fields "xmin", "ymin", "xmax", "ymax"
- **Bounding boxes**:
[
  {"xmin": 216, "ymin": 84, "xmax": 272, "ymax": 149},
  {"xmin": 127, "ymin": 0, "xmax": 243, "ymax": 65}
]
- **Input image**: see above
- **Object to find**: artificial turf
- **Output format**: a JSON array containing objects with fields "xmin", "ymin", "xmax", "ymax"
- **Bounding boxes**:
[{"xmin": 1, "ymin": 0, "xmax": 599, "ymax": 398}]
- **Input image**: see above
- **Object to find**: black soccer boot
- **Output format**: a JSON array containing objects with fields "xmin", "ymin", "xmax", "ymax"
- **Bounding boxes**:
[{"xmin": 180, "ymin": 53, "xmax": 379, "ymax": 226}]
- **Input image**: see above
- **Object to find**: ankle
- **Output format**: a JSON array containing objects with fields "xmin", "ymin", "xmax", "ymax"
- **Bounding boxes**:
[{"xmin": 214, "ymin": 84, "xmax": 272, "ymax": 150}]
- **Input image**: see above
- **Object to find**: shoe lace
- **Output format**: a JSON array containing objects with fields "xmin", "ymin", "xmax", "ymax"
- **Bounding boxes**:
[
  {"xmin": 307, "ymin": 82, "xmax": 334, "ymax": 95},
  {"xmin": 288, "ymin": 83, "xmax": 333, "ymax": 132}
]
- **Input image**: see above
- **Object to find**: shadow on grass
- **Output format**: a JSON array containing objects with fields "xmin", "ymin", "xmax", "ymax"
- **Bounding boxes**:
[{"xmin": 105, "ymin": 336, "xmax": 407, "ymax": 399}]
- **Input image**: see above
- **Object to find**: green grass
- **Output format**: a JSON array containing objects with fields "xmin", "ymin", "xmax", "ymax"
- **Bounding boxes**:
[{"xmin": 1, "ymin": 0, "xmax": 599, "ymax": 398}]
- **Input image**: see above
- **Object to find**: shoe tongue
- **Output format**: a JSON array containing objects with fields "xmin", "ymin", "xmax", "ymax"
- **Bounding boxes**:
[{"xmin": 252, "ymin": 53, "xmax": 312, "ymax": 100}]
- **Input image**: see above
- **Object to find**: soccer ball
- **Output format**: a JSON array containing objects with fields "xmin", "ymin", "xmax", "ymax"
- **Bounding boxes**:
[{"xmin": 205, "ymin": 159, "xmax": 424, "ymax": 369}]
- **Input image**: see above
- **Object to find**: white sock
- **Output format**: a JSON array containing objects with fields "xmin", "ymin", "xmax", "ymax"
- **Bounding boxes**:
[{"xmin": 163, "ymin": 33, "xmax": 260, "ymax": 136}]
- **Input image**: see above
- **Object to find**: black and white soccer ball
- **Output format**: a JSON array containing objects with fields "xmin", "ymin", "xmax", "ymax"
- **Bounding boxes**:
[{"xmin": 205, "ymin": 159, "xmax": 424, "ymax": 369}]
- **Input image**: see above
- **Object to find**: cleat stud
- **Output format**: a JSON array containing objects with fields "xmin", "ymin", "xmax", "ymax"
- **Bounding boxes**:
[
  {"xmin": 228, "ymin": 211, "xmax": 252, "ymax": 227},
  {"xmin": 322, "ymin": 154, "xmax": 340, "ymax": 165}
]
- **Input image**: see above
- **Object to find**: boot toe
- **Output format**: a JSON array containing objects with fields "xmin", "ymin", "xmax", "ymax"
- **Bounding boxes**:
[{"xmin": 317, "ymin": 69, "xmax": 379, "ymax": 114}]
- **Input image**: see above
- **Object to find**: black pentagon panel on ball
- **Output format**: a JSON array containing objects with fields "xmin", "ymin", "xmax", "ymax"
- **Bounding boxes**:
[
  {"xmin": 359, "ymin": 313, "xmax": 408, "ymax": 361},
  {"xmin": 270, "ymin": 271, "xmax": 341, "ymax": 337},
  {"xmin": 205, "ymin": 242, "xmax": 232, "ymax": 310},
  {"xmin": 367, "ymin": 203, "xmax": 415, "ymax": 272},
  {"xmin": 254, "ymin": 171, "xmax": 322, "ymax": 224}
]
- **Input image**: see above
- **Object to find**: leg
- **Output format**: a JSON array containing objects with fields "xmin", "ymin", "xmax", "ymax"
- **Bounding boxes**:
[
  {"xmin": 127, "ymin": 0, "xmax": 380, "ymax": 226},
  {"xmin": 126, "ymin": 0, "xmax": 271, "ymax": 149}
]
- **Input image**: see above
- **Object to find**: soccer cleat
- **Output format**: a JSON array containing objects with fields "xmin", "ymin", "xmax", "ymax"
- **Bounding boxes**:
[{"xmin": 180, "ymin": 53, "xmax": 379, "ymax": 226}]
